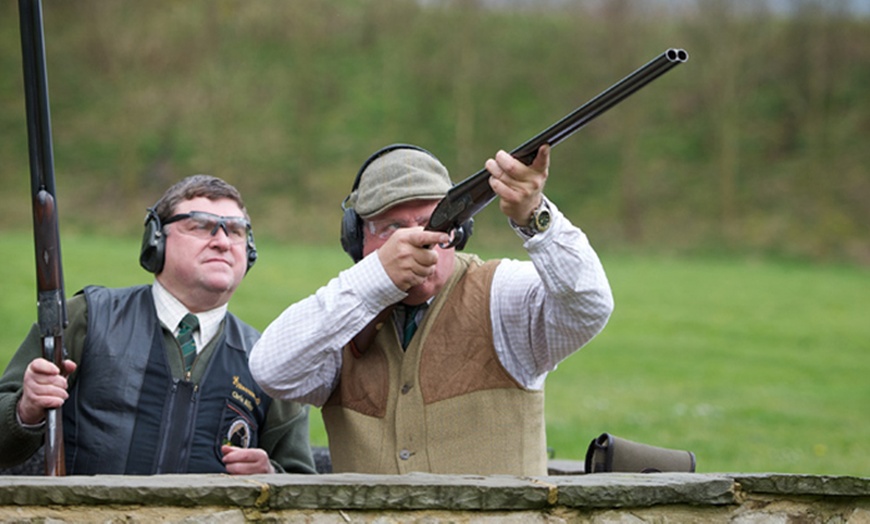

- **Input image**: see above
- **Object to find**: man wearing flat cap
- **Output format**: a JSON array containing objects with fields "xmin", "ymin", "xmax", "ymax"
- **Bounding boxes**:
[{"xmin": 250, "ymin": 144, "xmax": 613, "ymax": 475}]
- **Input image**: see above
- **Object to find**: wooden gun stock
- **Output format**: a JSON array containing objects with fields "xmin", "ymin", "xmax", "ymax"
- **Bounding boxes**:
[{"xmin": 34, "ymin": 190, "xmax": 66, "ymax": 476}]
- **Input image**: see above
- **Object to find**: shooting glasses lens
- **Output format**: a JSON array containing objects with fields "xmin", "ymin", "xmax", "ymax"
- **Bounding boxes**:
[
  {"xmin": 164, "ymin": 211, "xmax": 250, "ymax": 244},
  {"xmin": 365, "ymin": 215, "xmax": 431, "ymax": 240},
  {"xmin": 365, "ymin": 214, "xmax": 459, "ymax": 250}
]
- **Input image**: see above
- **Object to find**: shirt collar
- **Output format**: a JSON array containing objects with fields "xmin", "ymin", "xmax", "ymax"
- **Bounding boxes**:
[
  {"xmin": 152, "ymin": 280, "xmax": 227, "ymax": 348},
  {"xmin": 394, "ymin": 297, "xmax": 432, "ymax": 327}
]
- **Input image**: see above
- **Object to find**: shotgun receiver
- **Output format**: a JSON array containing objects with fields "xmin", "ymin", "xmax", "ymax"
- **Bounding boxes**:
[
  {"xmin": 426, "ymin": 48, "xmax": 688, "ymax": 246},
  {"xmin": 19, "ymin": 0, "xmax": 68, "ymax": 476}
]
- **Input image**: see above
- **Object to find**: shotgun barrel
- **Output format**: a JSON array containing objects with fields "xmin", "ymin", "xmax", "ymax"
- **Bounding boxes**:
[{"xmin": 427, "ymin": 48, "xmax": 688, "ymax": 244}]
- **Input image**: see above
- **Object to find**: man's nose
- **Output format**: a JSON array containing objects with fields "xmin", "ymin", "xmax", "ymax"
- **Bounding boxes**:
[{"xmin": 209, "ymin": 225, "xmax": 232, "ymax": 247}]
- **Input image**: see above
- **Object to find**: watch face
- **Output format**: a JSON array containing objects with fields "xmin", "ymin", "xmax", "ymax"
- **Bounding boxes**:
[{"xmin": 536, "ymin": 209, "xmax": 551, "ymax": 231}]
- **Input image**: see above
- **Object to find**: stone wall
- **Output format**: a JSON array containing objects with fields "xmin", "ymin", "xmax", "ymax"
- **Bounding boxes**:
[{"xmin": 0, "ymin": 473, "xmax": 868, "ymax": 523}]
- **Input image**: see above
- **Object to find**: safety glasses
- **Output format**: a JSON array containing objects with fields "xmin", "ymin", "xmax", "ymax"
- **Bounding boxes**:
[{"xmin": 163, "ymin": 211, "xmax": 250, "ymax": 244}]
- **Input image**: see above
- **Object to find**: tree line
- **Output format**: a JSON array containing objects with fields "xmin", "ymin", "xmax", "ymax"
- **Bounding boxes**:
[{"xmin": 1, "ymin": 0, "xmax": 868, "ymax": 264}]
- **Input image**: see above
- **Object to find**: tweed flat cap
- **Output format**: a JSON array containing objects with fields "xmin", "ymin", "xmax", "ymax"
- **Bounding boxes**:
[{"xmin": 347, "ymin": 148, "xmax": 452, "ymax": 219}]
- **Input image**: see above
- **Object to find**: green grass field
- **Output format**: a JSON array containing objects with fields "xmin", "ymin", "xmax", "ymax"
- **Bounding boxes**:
[{"xmin": 1, "ymin": 231, "xmax": 867, "ymax": 476}]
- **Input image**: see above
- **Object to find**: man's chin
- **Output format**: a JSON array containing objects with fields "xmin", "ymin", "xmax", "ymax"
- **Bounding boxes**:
[{"xmin": 202, "ymin": 274, "xmax": 240, "ymax": 295}]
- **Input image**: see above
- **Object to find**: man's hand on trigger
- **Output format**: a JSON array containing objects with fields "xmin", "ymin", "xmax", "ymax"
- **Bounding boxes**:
[
  {"xmin": 377, "ymin": 227, "xmax": 449, "ymax": 292},
  {"xmin": 17, "ymin": 358, "xmax": 77, "ymax": 426},
  {"xmin": 486, "ymin": 144, "xmax": 550, "ymax": 226},
  {"xmin": 221, "ymin": 445, "xmax": 275, "ymax": 475}
]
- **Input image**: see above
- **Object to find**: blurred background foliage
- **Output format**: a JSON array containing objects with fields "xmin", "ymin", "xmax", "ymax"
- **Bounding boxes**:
[{"xmin": 1, "ymin": 0, "xmax": 868, "ymax": 264}]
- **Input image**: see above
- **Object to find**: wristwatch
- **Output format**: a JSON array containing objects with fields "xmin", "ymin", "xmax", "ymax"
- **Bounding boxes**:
[
  {"xmin": 516, "ymin": 200, "xmax": 551, "ymax": 237},
  {"xmin": 529, "ymin": 201, "xmax": 552, "ymax": 234}
]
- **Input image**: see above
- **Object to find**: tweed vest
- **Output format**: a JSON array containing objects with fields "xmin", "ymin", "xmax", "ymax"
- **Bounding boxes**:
[{"xmin": 323, "ymin": 253, "xmax": 547, "ymax": 475}]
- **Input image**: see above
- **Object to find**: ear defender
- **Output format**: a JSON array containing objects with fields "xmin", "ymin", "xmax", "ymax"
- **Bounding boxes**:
[
  {"xmin": 340, "ymin": 198, "xmax": 365, "ymax": 263},
  {"xmin": 244, "ymin": 229, "xmax": 258, "ymax": 273},
  {"xmin": 139, "ymin": 208, "xmax": 165, "ymax": 274}
]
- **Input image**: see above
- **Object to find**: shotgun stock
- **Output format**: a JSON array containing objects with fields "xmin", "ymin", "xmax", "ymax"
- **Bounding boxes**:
[
  {"xmin": 19, "ymin": 0, "xmax": 68, "ymax": 476},
  {"xmin": 427, "ymin": 48, "xmax": 688, "ymax": 246}
]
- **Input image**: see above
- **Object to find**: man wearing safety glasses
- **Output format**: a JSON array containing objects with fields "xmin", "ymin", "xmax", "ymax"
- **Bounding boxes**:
[
  {"xmin": 0, "ymin": 175, "xmax": 315, "ymax": 475},
  {"xmin": 250, "ymin": 144, "xmax": 614, "ymax": 476}
]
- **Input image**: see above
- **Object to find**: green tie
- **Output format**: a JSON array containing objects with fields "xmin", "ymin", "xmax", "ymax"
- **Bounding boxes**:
[
  {"xmin": 401, "ymin": 304, "xmax": 423, "ymax": 349},
  {"xmin": 177, "ymin": 313, "xmax": 199, "ymax": 372}
]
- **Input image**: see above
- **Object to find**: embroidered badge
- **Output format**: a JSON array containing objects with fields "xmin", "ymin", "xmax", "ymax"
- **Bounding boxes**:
[
  {"xmin": 232, "ymin": 376, "xmax": 261, "ymax": 406},
  {"xmin": 226, "ymin": 418, "xmax": 251, "ymax": 448}
]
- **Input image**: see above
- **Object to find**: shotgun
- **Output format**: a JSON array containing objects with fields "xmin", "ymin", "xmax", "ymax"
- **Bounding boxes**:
[
  {"xmin": 427, "ymin": 48, "xmax": 688, "ymax": 246},
  {"xmin": 19, "ymin": 0, "xmax": 68, "ymax": 476}
]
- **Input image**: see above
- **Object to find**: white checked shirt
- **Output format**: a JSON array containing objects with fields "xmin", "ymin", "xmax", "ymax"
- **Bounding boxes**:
[
  {"xmin": 152, "ymin": 280, "xmax": 227, "ymax": 353},
  {"xmin": 250, "ymin": 198, "xmax": 613, "ymax": 406}
]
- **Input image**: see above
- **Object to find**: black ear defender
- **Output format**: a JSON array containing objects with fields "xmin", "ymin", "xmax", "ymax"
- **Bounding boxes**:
[
  {"xmin": 339, "ymin": 143, "xmax": 473, "ymax": 262},
  {"xmin": 139, "ymin": 207, "xmax": 166, "ymax": 274},
  {"xmin": 139, "ymin": 207, "xmax": 259, "ymax": 274},
  {"xmin": 244, "ymin": 229, "xmax": 258, "ymax": 273}
]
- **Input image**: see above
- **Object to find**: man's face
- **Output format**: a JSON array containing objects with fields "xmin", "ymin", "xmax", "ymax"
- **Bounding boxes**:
[
  {"xmin": 157, "ymin": 196, "xmax": 249, "ymax": 312},
  {"xmin": 362, "ymin": 200, "xmax": 455, "ymax": 305}
]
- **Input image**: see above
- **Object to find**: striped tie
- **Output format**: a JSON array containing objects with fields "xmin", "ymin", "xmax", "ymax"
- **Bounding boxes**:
[
  {"xmin": 401, "ymin": 304, "xmax": 423, "ymax": 349},
  {"xmin": 177, "ymin": 313, "xmax": 199, "ymax": 372}
]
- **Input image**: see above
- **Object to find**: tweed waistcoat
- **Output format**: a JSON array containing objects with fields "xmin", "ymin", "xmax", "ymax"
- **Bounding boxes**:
[{"xmin": 323, "ymin": 253, "xmax": 547, "ymax": 475}]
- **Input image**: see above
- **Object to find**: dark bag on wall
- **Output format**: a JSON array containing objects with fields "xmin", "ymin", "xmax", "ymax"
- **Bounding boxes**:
[{"xmin": 585, "ymin": 433, "xmax": 696, "ymax": 473}]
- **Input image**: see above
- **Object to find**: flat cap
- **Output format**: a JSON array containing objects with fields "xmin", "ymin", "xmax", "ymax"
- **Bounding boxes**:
[{"xmin": 347, "ymin": 148, "xmax": 452, "ymax": 219}]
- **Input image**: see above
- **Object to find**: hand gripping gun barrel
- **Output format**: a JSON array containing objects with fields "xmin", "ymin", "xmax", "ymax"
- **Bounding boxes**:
[{"xmin": 426, "ymin": 48, "xmax": 688, "ymax": 247}]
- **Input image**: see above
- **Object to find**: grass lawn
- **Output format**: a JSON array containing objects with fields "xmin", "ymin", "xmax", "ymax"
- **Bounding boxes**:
[{"xmin": 1, "ymin": 231, "xmax": 867, "ymax": 476}]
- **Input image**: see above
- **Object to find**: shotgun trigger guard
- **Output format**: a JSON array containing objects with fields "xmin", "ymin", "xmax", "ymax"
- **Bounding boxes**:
[{"xmin": 440, "ymin": 223, "xmax": 467, "ymax": 249}]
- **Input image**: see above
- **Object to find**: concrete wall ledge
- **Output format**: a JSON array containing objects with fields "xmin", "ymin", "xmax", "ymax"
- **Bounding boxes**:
[{"xmin": 1, "ymin": 473, "xmax": 868, "ymax": 522}]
